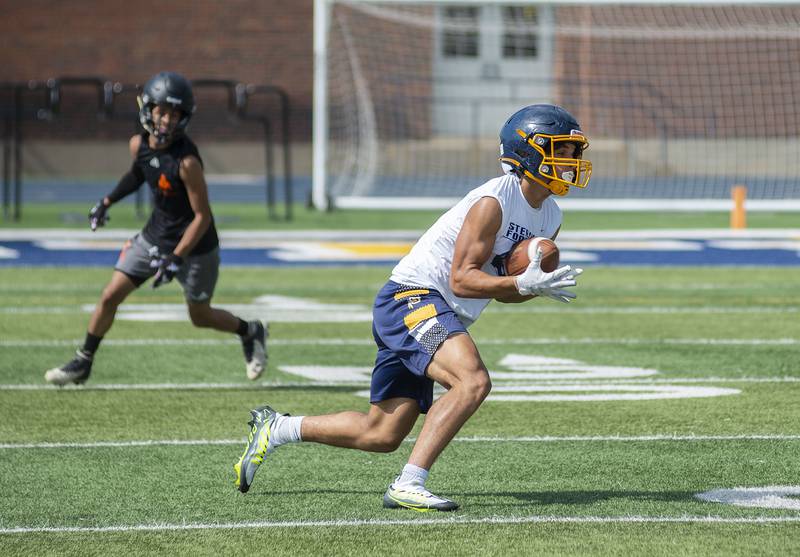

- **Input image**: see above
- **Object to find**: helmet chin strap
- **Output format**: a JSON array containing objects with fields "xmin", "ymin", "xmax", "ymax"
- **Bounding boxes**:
[
  {"xmin": 545, "ymin": 181, "xmax": 570, "ymax": 196},
  {"xmin": 524, "ymin": 171, "xmax": 570, "ymax": 196}
]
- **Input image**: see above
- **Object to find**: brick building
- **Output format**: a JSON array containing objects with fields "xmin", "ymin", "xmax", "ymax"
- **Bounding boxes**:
[
  {"xmin": 2, "ymin": 2, "xmax": 799, "ymax": 194},
  {"xmin": 0, "ymin": 0, "xmax": 315, "ymax": 179}
]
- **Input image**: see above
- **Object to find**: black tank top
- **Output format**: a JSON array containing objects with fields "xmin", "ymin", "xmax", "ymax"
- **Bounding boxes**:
[{"xmin": 137, "ymin": 133, "xmax": 219, "ymax": 255}]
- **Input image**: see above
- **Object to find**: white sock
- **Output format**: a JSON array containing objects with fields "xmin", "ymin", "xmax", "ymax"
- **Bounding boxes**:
[
  {"xmin": 271, "ymin": 415, "xmax": 304, "ymax": 446},
  {"xmin": 396, "ymin": 463, "xmax": 429, "ymax": 487}
]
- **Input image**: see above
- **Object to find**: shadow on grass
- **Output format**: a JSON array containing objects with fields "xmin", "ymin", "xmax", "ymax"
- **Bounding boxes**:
[
  {"xmin": 495, "ymin": 490, "xmax": 696, "ymax": 506},
  {"xmin": 248, "ymin": 488, "xmax": 379, "ymax": 498},
  {"xmin": 247, "ymin": 489, "xmax": 697, "ymax": 507}
]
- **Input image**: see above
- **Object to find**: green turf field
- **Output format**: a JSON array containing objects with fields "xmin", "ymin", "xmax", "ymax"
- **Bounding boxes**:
[
  {"xmin": 1, "ymin": 265, "xmax": 799, "ymax": 555},
  {"xmin": 3, "ymin": 202, "xmax": 799, "ymax": 230}
]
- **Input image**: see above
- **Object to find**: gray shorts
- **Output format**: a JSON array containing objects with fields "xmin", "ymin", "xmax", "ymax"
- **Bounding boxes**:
[{"xmin": 114, "ymin": 234, "xmax": 220, "ymax": 303}]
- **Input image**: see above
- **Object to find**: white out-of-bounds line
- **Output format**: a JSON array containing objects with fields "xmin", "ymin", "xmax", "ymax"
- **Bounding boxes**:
[
  {"xmin": 2, "ymin": 433, "xmax": 799, "ymax": 450},
  {"xmin": 2, "ymin": 514, "xmax": 799, "ymax": 535},
  {"xmin": 2, "ymin": 337, "xmax": 798, "ymax": 348}
]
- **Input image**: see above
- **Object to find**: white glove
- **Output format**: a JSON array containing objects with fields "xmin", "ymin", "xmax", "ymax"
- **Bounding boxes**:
[{"xmin": 514, "ymin": 244, "xmax": 583, "ymax": 303}]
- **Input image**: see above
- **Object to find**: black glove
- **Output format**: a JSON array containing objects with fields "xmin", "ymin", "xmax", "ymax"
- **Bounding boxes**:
[
  {"xmin": 150, "ymin": 253, "xmax": 184, "ymax": 289},
  {"xmin": 88, "ymin": 200, "xmax": 110, "ymax": 231}
]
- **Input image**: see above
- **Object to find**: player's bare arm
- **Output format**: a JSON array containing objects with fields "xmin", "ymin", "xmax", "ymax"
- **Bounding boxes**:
[
  {"xmin": 449, "ymin": 196, "xmax": 522, "ymax": 300},
  {"xmin": 172, "ymin": 155, "xmax": 212, "ymax": 259},
  {"xmin": 451, "ymin": 195, "xmax": 579, "ymax": 304}
]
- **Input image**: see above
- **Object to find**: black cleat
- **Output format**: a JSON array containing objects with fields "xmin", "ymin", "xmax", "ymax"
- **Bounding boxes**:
[
  {"xmin": 44, "ymin": 350, "xmax": 93, "ymax": 386},
  {"xmin": 241, "ymin": 321, "xmax": 268, "ymax": 380}
]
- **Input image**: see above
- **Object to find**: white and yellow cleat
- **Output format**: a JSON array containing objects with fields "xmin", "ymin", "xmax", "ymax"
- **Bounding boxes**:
[
  {"xmin": 234, "ymin": 405, "xmax": 280, "ymax": 493},
  {"xmin": 382, "ymin": 482, "xmax": 459, "ymax": 512}
]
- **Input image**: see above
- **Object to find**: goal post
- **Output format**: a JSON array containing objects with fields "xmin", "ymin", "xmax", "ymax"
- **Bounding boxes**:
[{"xmin": 313, "ymin": 0, "xmax": 800, "ymax": 211}]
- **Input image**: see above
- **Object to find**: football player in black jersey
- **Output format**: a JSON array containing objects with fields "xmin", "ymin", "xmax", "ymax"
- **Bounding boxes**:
[{"xmin": 45, "ymin": 71, "xmax": 267, "ymax": 385}]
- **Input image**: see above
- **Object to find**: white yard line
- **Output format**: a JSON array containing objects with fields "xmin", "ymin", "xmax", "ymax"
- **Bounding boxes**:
[
  {"xmin": 487, "ymin": 306, "xmax": 800, "ymax": 314},
  {"xmin": 1, "ymin": 375, "xmax": 798, "ymax": 392},
  {"xmin": 2, "ymin": 514, "xmax": 799, "ymax": 535},
  {"xmin": 0, "ymin": 381, "xmax": 370, "ymax": 391},
  {"xmin": 2, "ymin": 227, "xmax": 799, "ymax": 241},
  {"xmin": 450, "ymin": 434, "xmax": 800, "ymax": 443},
  {"xmin": 2, "ymin": 433, "xmax": 799, "ymax": 450},
  {"xmin": 2, "ymin": 305, "xmax": 800, "ymax": 315},
  {"xmin": 2, "ymin": 337, "xmax": 798, "ymax": 348},
  {"xmin": 0, "ymin": 439, "xmax": 243, "ymax": 449}
]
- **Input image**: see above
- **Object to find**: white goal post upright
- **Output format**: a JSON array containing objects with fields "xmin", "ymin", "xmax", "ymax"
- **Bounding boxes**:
[{"xmin": 313, "ymin": 0, "xmax": 800, "ymax": 211}]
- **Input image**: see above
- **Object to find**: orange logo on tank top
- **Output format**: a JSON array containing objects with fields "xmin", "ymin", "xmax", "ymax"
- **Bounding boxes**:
[{"xmin": 158, "ymin": 173, "xmax": 174, "ymax": 196}]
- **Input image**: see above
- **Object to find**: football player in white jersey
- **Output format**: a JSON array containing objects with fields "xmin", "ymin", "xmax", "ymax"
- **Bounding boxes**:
[{"xmin": 233, "ymin": 104, "xmax": 591, "ymax": 511}]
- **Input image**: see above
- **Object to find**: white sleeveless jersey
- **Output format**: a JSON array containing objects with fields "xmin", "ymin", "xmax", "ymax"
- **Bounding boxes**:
[{"xmin": 390, "ymin": 174, "xmax": 562, "ymax": 326}]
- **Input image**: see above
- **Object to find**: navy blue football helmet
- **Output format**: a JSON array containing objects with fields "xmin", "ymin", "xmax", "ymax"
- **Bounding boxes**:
[
  {"xmin": 499, "ymin": 104, "xmax": 592, "ymax": 196},
  {"xmin": 137, "ymin": 72, "xmax": 196, "ymax": 145}
]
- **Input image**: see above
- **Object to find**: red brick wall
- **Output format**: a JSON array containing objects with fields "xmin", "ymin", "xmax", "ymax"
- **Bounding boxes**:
[
  {"xmin": 554, "ymin": 5, "xmax": 800, "ymax": 139},
  {"xmin": 3, "ymin": 2, "xmax": 799, "ymax": 143},
  {"xmin": 0, "ymin": 0, "xmax": 314, "ymax": 140}
]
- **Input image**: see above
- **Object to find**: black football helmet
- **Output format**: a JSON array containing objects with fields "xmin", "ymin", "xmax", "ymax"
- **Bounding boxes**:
[
  {"xmin": 137, "ymin": 72, "xmax": 196, "ymax": 145},
  {"xmin": 499, "ymin": 104, "xmax": 592, "ymax": 196}
]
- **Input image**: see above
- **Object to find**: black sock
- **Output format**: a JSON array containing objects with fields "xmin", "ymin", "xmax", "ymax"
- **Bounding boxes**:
[
  {"xmin": 236, "ymin": 318, "xmax": 250, "ymax": 337},
  {"xmin": 82, "ymin": 333, "xmax": 103, "ymax": 357}
]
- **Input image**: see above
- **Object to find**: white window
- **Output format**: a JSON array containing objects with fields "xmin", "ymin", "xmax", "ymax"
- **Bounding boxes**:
[{"xmin": 432, "ymin": 4, "xmax": 554, "ymax": 136}]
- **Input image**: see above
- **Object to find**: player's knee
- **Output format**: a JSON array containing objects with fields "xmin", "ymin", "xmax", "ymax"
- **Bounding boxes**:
[
  {"xmin": 99, "ymin": 287, "xmax": 124, "ymax": 310},
  {"xmin": 363, "ymin": 428, "xmax": 406, "ymax": 452},
  {"xmin": 462, "ymin": 370, "xmax": 492, "ymax": 406},
  {"xmin": 475, "ymin": 372, "xmax": 492, "ymax": 401},
  {"xmin": 475, "ymin": 370, "xmax": 492, "ymax": 399},
  {"xmin": 369, "ymin": 433, "xmax": 405, "ymax": 453},
  {"xmin": 188, "ymin": 306, "xmax": 213, "ymax": 328}
]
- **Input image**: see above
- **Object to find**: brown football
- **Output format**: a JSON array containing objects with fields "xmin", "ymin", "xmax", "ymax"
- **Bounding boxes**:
[{"xmin": 504, "ymin": 237, "xmax": 560, "ymax": 275}]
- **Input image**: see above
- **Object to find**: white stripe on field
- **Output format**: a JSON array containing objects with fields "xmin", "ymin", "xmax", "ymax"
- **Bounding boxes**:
[
  {"xmin": 2, "ymin": 433, "xmax": 798, "ymax": 450},
  {"xmin": 2, "ymin": 337, "xmax": 798, "ymax": 348},
  {"xmin": 0, "ymin": 338, "xmax": 377, "ymax": 348},
  {"xmin": 487, "ymin": 306, "xmax": 800, "ymax": 315},
  {"xmin": 3, "ymin": 305, "xmax": 800, "ymax": 316},
  {"xmin": 0, "ymin": 439, "xmax": 243, "ymax": 449},
  {"xmin": 0, "ymin": 381, "xmax": 369, "ymax": 391},
  {"xmin": 1, "ymin": 376, "xmax": 799, "ymax": 391},
  {"xmin": 510, "ymin": 377, "xmax": 800, "ymax": 384},
  {"xmin": 2, "ymin": 514, "xmax": 799, "ymax": 535},
  {"xmin": 2, "ymin": 227, "xmax": 799, "ymax": 241}
]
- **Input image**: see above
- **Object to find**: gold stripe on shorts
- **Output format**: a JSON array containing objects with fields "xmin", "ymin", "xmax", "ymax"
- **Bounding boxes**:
[
  {"xmin": 404, "ymin": 303, "xmax": 437, "ymax": 331},
  {"xmin": 394, "ymin": 288, "xmax": 430, "ymax": 301}
]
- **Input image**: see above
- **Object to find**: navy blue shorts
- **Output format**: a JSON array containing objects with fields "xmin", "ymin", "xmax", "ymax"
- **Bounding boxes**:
[{"xmin": 370, "ymin": 281, "xmax": 468, "ymax": 413}]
